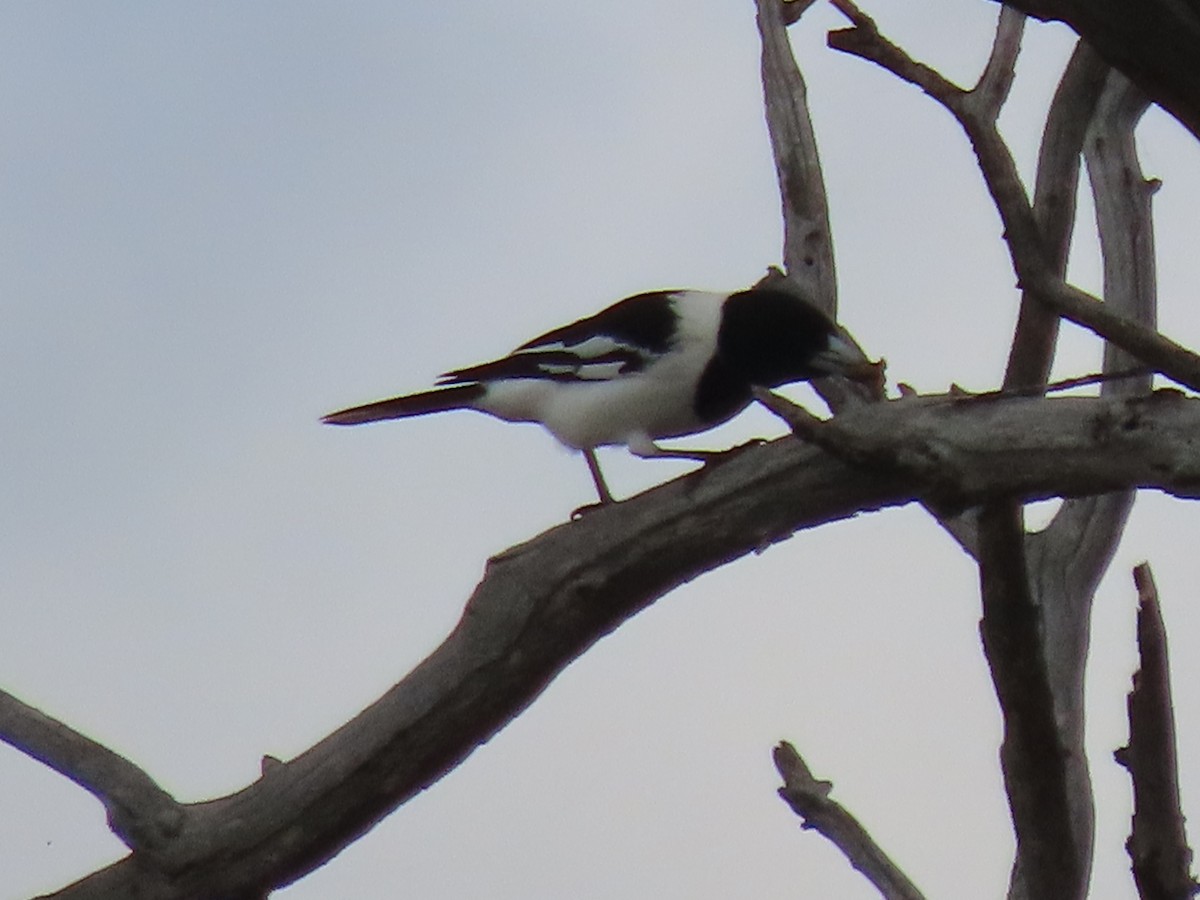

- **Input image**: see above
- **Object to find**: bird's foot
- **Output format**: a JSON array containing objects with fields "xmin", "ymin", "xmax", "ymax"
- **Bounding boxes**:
[{"xmin": 570, "ymin": 499, "xmax": 612, "ymax": 520}]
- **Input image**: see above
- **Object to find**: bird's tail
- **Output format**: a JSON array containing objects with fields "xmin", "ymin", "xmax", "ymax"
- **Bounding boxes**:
[{"xmin": 322, "ymin": 383, "xmax": 486, "ymax": 425}]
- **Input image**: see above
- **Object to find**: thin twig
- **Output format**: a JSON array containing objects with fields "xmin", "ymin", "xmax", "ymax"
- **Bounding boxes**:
[
  {"xmin": 0, "ymin": 688, "xmax": 184, "ymax": 853},
  {"xmin": 1115, "ymin": 564, "xmax": 1200, "ymax": 900},
  {"xmin": 774, "ymin": 742, "xmax": 925, "ymax": 900},
  {"xmin": 958, "ymin": 367, "xmax": 1152, "ymax": 402}
]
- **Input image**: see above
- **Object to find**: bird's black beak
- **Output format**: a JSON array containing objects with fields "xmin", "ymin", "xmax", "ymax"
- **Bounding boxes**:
[{"xmin": 813, "ymin": 334, "xmax": 886, "ymax": 392}]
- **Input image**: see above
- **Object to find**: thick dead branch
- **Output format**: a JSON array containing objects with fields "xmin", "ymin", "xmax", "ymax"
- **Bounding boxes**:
[
  {"xmin": 1116, "ymin": 564, "xmax": 1200, "ymax": 900},
  {"xmin": 773, "ymin": 741, "xmax": 925, "ymax": 900},
  {"xmin": 28, "ymin": 391, "xmax": 1200, "ymax": 897},
  {"xmin": 749, "ymin": 390, "xmax": 1200, "ymax": 511}
]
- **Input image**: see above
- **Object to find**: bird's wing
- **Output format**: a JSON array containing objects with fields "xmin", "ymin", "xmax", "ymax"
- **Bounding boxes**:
[
  {"xmin": 438, "ymin": 290, "xmax": 682, "ymax": 385},
  {"xmin": 438, "ymin": 343, "xmax": 646, "ymax": 384}
]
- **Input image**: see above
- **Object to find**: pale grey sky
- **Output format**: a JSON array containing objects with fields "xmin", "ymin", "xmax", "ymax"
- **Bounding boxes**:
[{"xmin": 2, "ymin": 2, "xmax": 1198, "ymax": 898}]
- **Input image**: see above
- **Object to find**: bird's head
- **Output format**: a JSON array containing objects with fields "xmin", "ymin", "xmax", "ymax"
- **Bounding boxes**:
[{"xmin": 717, "ymin": 286, "xmax": 882, "ymax": 391}]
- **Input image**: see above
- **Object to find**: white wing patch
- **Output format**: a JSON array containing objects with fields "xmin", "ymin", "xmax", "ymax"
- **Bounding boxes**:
[
  {"xmin": 512, "ymin": 333, "xmax": 653, "ymax": 382},
  {"xmin": 571, "ymin": 361, "xmax": 628, "ymax": 381},
  {"xmin": 516, "ymin": 334, "xmax": 631, "ymax": 360},
  {"xmin": 534, "ymin": 362, "xmax": 576, "ymax": 376}
]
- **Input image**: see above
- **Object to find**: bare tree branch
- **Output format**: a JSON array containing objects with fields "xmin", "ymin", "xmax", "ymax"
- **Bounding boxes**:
[
  {"xmin": 822, "ymin": 10, "xmax": 1172, "ymax": 897},
  {"xmin": 1116, "ymin": 564, "xmax": 1200, "ymax": 900},
  {"xmin": 1032, "ymin": 281, "xmax": 1200, "ymax": 391},
  {"xmin": 756, "ymin": 0, "xmax": 837, "ymax": 313},
  {"xmin": 1012, "ymin": 65, "xmax": 1156, "ymax": 900},
  {"xmin": 828, "ymin": 1, "xmax": 968, "ymax": 103},
  {"xmin": 1029, "ymin": 68, "xmax": 1156, "ymax": 731},
  {"xmin": 970, "ymin": 21, "xmax": 1097, "ymax": 898},
  {"xmin": 1086, "ymin": 79, "xmax": 1157, "ymax": 379},
  {"xmin": 0, "ymin": 688, "xmax": 183, "ymax": 855},
  {"xmin": 827, "ymin": 0, "xmax": 1200, "ymax": 396},
  {"xmin": 773, "ymin": 741, "xmax": 925, "ymax": 900},
  {"xmin": 978, "ymin": 501, "xmax": 1085, "ymax": 900},
  {"xmin": 29, "ymin": 390, "xmax": 1200, "ymax": 897},
  {"xmin": 1003, "ymin": 39, "xmax": 1108, "ymax": 390},
  {"xmin": 823, "ymin": 10, "xmax": 1099, "ymax": 894},
  {"xmin": 964, "ymin": 4, "xmax": 1025, "ymax": 122}
]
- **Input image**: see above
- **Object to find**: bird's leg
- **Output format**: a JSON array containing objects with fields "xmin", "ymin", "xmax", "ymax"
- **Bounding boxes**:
[{"xmin": 583, "ymin": 448, "xmax": 615, "ymax": 505}]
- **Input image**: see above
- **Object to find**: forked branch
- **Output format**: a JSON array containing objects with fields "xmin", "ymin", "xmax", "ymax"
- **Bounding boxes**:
[{"xmin": 0, "ymin": 688, "xmax": 183, "ymax": 856}]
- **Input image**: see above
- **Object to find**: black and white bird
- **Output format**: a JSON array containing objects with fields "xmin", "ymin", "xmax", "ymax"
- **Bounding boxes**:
[{"xmin": 323, "ymin": 285, "xmax": 878, "ymax": 504}]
